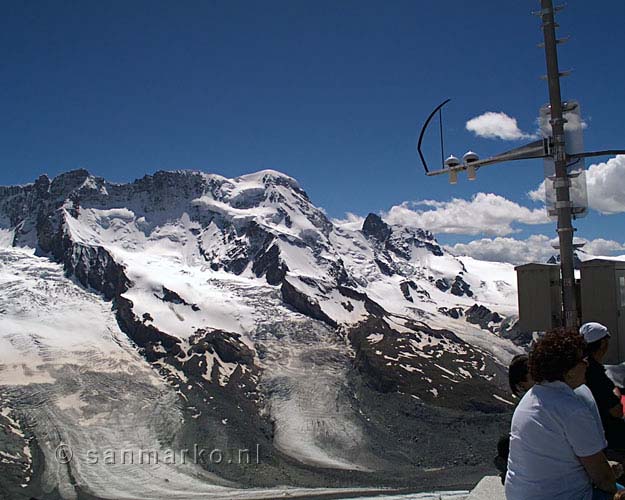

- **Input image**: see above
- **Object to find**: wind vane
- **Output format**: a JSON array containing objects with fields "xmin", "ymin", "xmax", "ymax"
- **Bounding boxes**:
[{"xmin": 417, "ymin": 0, "xmax": 625, "ymax": 328}]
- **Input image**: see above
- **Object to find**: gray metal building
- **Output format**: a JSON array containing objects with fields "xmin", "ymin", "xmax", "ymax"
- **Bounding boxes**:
[
  {"xmin": 580, "ymin": 259, "xmax": 625, "ymax": 364},
  {"xmin": 515, "ymin": 259, "xmax": 625, "ymax": 363}
]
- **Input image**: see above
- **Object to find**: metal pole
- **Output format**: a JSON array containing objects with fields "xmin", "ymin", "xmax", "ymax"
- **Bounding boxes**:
[{"xmin": 539, "ymin": 0, "xmax": 578, "ymax": 328}]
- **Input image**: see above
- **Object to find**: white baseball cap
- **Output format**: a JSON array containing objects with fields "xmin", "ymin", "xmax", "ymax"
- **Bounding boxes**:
[{"xmin": 579, "ymin": 322, "xmax": 610, "ymax": 343}]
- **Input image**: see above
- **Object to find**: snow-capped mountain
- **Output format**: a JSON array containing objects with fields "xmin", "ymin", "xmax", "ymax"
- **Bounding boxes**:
[{"xmin": 0, "ymin": 169, "xmax": 521, "ymax": 499}]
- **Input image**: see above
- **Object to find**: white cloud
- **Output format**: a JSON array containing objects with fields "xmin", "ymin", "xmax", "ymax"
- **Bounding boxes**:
[
  {"xmin": 466, "ymin": 112, "xmax": 536, "ymax": 140},
  {"xmin": 585, "ymin": 155, "xmax": 625, "ymax": 214},
  {"xmin": 332, "ymin": 212, "xmax": 365, "ymax": 231},
  {"xmin": 528, "ymin": 180, "xmax": 546, "ymax": 203},
  {"xmin": 528, "ymin": 155, "xmax": 625, "ymax": 214},
  {"xmin": 446, "ymin": 235, "xmax": 553, "ymax": 265},
  {"xmin": 579, "ymin": 238, "xmax": 625, "ymax": 257},
  {"xmin": 384, "ymin": 193, "xmax": 549, "ymax": 237},
  {"xmin": 446, "ymin": 235, "xmax": 625, "ymax": 265}
]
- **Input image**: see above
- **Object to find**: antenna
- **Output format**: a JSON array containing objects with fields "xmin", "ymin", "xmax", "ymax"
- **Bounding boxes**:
[
  {"xmin": 416, "ymin": 0, "xmax": 625, "ymax": 328},
  {"xmin": 417, "ymin": 99, "xmax": 450, "ymax": 174}
]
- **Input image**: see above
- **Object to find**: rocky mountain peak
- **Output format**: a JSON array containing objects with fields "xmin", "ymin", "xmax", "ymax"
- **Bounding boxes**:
[
  {"xmin": 33, "ymin": 174, "xmax": 51, "ymax": 192},
  {"xmin": 48, "ymin": 168, "xmax": 94, "ymax": 198},
  {"xmin": 547, "ymin": 251, "xmax": 582, "ymax": 269},
  {"xmin": 362, "ymin": 213, "xmax": 391, "ymax": 242},
  {"xmin": 237, "ymin": 169, "xmax": 302, "ymax": 189}
]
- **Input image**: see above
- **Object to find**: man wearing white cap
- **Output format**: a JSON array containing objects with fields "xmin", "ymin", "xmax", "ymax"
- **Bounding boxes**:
[{"xmin": 580, "ymin": 322, "xmax": 625, "ymax": 450}]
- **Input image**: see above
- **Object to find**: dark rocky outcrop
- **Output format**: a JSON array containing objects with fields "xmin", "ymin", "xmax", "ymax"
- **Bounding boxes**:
[
  {"xmin": 451, "ymin": 275, "xmax": 473, "ymax": 298},
  {"xmin": 280, "ymin": 279, "xmax": 338, "ymax": 328},
  {"xmin": 115, "ymin": 296, "xmax": 184, "ymax": 361},
  {"xmin": 438, "ymin": 306, "xmax": 464, "ymax": 319},
  {"xmin": 252, "ymin": 243, "xmax": 288, "ymax": 285},
  {"xmin": 400, "ymin": 280, "xmax": 416, "ymax": 302},
  {"xmin": 362, "ymin": 213, "xmax": 391, "ymax": 242},
  {"xmin": 435, "ymin": 278, "xmax": 451, "ymax": 292},
  {"xmin": 190, "ymin": 329, "xmax": 254, "ymax": 366},
  {"xmin": 400, "ymin": 280, "xmax": 431, "ymax": 302},
  {"xmin": 157, "ymin": 286, "xmax": 200, "ymax": 311},
  {"xmin": 374, "ymin": 257, "xmax": 395, "ymax": 276},
  {"xmin": 337, "ymin": 285, "xmax": 388, "ymax": 318},
  {"xmin": 223, "ymin": 245, "xmax": 250, "ymax": 275},
  {"xmin": 497, "ymin": 317, "xmax": 533, "ymax": 347},
  {"xmin": 349, "ymin": 317, "xmax": 510, "ymax": 413},
  {"xmin": 60, "ymin": 239, "xmax": 130, "ymax": 301},
  {"xmin": 465, "ymin": 304, "xmax": 503, "ymax": 332}
]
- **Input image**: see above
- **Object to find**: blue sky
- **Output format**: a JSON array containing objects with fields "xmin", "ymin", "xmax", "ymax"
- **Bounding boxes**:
[{"xmin": 1, "ymin": 1, "xmax": 624, "ymax": 262}]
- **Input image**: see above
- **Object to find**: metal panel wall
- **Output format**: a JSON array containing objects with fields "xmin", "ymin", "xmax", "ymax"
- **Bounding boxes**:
[
  {"xmin": 580, "ymin": 260, "xmax": 625, "ymax": 364},
  {"xmin": 516, "ymin": 264, "xmax": 562, "ymax": 332}
]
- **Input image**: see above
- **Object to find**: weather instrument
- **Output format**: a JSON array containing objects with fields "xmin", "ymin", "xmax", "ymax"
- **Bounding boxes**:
[
  {"xmin": 416, "ymin": 0, "xmax": 625, "ymax": 328},
  {"xmin": 417, "ymin": 100, "xmax": 623, "ymax": 189},
  {"xmin": 417, "ymin": 98, "xmax": 551, "ymax": 184}
]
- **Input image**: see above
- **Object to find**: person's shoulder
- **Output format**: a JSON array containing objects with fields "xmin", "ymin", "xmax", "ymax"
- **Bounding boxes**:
[
  {"xmin": 534, "ymin": 383, "xmax": 587, "ymax": 412},
  {"xmin": 574, "ymin": 384, "xmax": 595, "ymax": 401}
]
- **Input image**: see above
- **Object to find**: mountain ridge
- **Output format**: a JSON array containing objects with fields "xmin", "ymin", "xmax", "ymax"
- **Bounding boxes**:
[{"xmin": 0, "ymin": 168, "xmax": 521, "ymax": 499}]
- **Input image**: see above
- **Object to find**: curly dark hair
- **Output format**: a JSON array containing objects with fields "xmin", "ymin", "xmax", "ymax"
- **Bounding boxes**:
[{"xmin": 529, "ymin": 329, "xmax": 586, "ymax": 384}]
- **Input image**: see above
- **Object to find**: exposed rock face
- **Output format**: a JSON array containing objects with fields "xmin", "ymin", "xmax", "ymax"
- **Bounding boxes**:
[
  {"xmin": 362, "ymin": 213, "xmax": 391, "ymax": 242},
  {"xmin": 451, "ymin": 275, "xmax": 474, "ymax": 297},
  {"xmin": 158, "ymin": 286, "xmax": 200, "ymax": 311},
  {"xmin": 400, "ymin": 280, "xmax": 431, "ymax": 302},
  {"xmin": 115, "ymin": 295, "xmax": 185, "ymax": 360},
  {"xmin": 436, "ymin": 275, "xmax": 474, "ymax": 298},
  {"xmin": 438, "ymin": 306, "xmax": 465, "ymax": 319},
  {"xmin": 349, "ymin": 317, "xmax": 510, "ymax": 412},
  {"xmin": 436, "ymin": 278, "xmax": 451, "ymax": 293},
  {"xmin": 281, "ymin": 279, "xmax": 338, "ymax": 328},
  {"xmin": 191, "ymin": 329, "xmax": 254, "ymax": 365},
  {"xmin": 498, "ymin": 317, "xmax": 533, "ymax": 347},
  {"xmin": 62, "ymin": 241, "xmax": 130, "ymax": 300},
  {"xmin": 252, "ymin": 243, "xmax": 288, "ymax": 285},
  {"xmin": 465, "ymin": 304, "xmax": 503, "ymax": 332}
]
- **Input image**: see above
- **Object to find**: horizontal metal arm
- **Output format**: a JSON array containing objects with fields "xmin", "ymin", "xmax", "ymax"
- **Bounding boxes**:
[
  {"xmin": 568, "ymin": 149, "xmax": 625, "ymax": 160},
  {"xmin": 425, "ymin": 139, "xmax": 549, "ymax": 177}
]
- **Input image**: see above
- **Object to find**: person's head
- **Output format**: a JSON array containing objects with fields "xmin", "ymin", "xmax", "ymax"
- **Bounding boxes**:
[
  {"xmin": 509, "ymin": 354, "xmax": 533, "ymax": 396},
  {"xmin": 529, "ymin": 329, "xmax": 588, "ymax": 389},
  {"xmin": 580, "ymin": 322, "xmax": 611, "ymax": 361}
]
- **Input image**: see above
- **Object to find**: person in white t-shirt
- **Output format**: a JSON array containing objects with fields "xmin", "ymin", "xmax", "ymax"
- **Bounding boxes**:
[
  {"xmin": 495, "ymin": 353, "xmax": 607, "ymax": 484},
  {"xmin": 505, "ymin": 330, "xmax": 622, "ymax": 500}
]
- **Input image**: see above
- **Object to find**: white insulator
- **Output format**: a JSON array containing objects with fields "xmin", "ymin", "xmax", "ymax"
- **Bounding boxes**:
[
  {"xmin": 463, "ymin": 151, "xmax": 479, "ymax": 164},
  {"xmin": 444, "ymin": 155, "xmax": 460, "ymax": 168},
  {"xmin": 467, "ymin": 165, "xmax": 477, "ymax": 181},
  {"xmin": 449, "ymin": 170, "xmax": 458, "ymax": 184}
]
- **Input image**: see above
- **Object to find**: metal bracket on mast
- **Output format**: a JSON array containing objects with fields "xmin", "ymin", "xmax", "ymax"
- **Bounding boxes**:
[
  {"xmin": 538, "ymin": 36, "xmax": 570, "ymax": 48},
  {"xmin": 533, "ymin": 3, "xmax": 566, "ymax": 16},
  {"xmin": 540, "ymin": 69, "xmax": 572, "ymax": 79}
]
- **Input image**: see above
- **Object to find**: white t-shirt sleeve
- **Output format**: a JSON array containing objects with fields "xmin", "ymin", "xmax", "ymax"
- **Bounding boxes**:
[{"xmin": 564, "ymin": 407, "xmax": 608, "ymax": 458}]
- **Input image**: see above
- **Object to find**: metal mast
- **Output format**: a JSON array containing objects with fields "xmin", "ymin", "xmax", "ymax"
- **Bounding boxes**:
[
  {"xmin": 417, "ymin": 2, "xmax": 625, "ymax": 331},
  {"xmin": 539, "ymin": 0, "xmax": 577, "ymax": 328}
]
